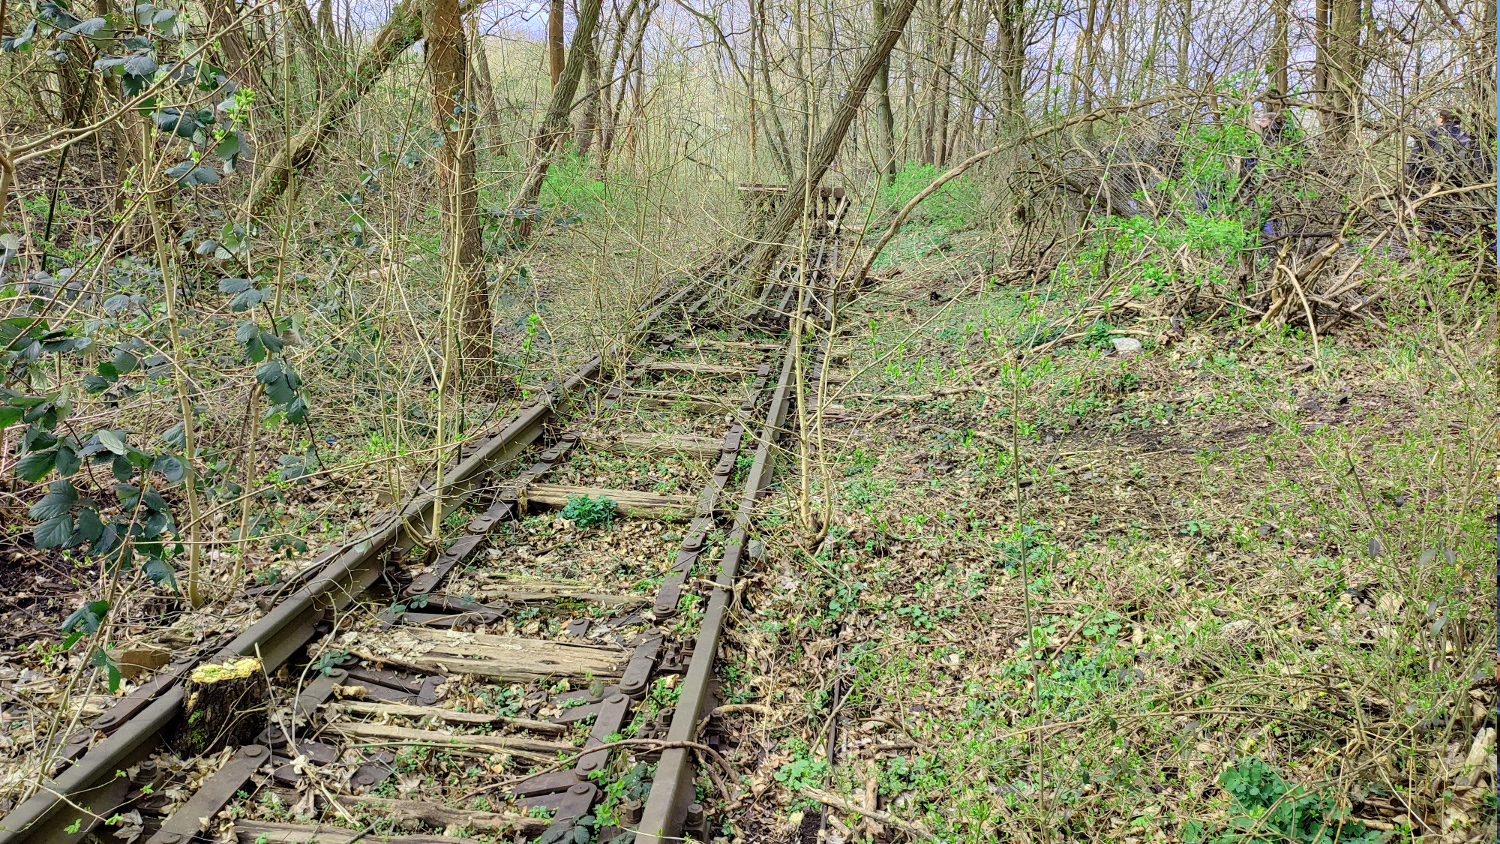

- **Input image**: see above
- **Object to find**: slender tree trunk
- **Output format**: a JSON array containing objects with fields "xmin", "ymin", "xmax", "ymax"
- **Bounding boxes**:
[
  {"xmin": 995, "ymin": 0, "xmax": 1025, "ymax": 131},
  {"xmin": 249, "ymin": 0, "xmax": 422, "ymax": 213},
  {"xmin": 204, "ymin": 0, "xmax": 266, "ymax": 91},
  {"xmin": 467, "ymin": 16, "xmax": 502, "ymax": 150},
  {"xmin": 548, "ymin": 0, "xmax": 565, "ymax": 88},
  {"xmin": 516, "ymin": 0, "xmax": 605, "ymax": 238},
  {"xmin": 575, "ymin": 26, "xmax": 601, "ymax": 155},
  {"xmin": 318, "ymin": 0, "xmax": 336, "ymax": 48},
  {"xmin": 283, "ymin": 0, "xmax": 327, "ymax": 97},
  {"xmin": 1082, "ymin": 0, "xmax": 1101, "ymax": 112},
  {"xmin": 597, "ymin": 0, "xmax": 638, "ymax": 167},
  {"xmin": 921, "ymin": 3, "xmax": 943, "ymax": 164},
  {"xmin": 872, "ymin": 0, "xmax": 897, "ymax": 183},
  {"xmin": 1314, "ymin": 0, "xmax": 1330, "ymax": 131},
  {"xmin": 424, "ymin": 0, "xmax": 490, "ymax": 384},
  {"xmin": 746, "ymin": 0, "xmax": 919, "ymax": 285},
  {"xmin": 755, "ymin": 0, "xmax": 796, "ymax": 180},
  {"xmin": 625, "ymin": 12, "xmax": 646, "ymax": 162},
  {"xmin": 935, "ymin": 0, "xmax": 960, "ymax": 164},
  {"xmin": 1269, "ymin": 0, "xmax": 1288, "ymax": 97}
]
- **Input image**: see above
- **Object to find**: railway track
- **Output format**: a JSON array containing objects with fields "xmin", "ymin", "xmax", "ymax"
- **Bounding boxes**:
[{"xmin": 1, "ymin": 190, "xmax": 849, "ymax": 844}]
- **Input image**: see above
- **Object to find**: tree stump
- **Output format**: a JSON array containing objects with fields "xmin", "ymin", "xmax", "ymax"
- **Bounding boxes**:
[{"xmin": 171, "ymin": 657, "xmax": 269, "ymax": 756}]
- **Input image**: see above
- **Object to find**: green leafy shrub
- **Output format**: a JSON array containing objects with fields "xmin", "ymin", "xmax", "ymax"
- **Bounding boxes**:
[
  {"xmin": 1189, "ymin": 758, "xmax": 1386, "ymax": 844},
  {"xmin": 560, "ymin": 494, "xmax": 617, "ymax": 529},
  {"xmin": 773, "ymin": 738, "xmax": 830, "ymax": 793},
  {"xmin": 538, "ymin": 153, "xmax": 609, "ymax": 218},
  {"xmin": 877, "ymin": 163, "xmax": 981, "ymax": 228}
]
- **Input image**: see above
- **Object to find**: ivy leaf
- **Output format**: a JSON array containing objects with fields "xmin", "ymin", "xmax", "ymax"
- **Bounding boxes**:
[
  {"xmin": 1, "ymin": 18, "xmax": 38, "ymax": 52},
  {"xmin": 122, "ymin": 52, "xmax": 157, "ymax": 78},
  {"xmin": 153, "ymin": 109, "xmax": 200, "ymax": 139},
  {"xmin": 265, "ymin": 376, "xmax": 296, "ymax": 406},
  {"xmin": 67, "ymin": 17, "xmax": 112, "ymax": 40},
  {"xmin": 113, "ymin": 348, "xmax": 139, "ymax": 375},
  {"xmin": 243, "ymin": 333, "xmax": 265, "ymax": 362},
  {"xmin": 54, "ymin": 443, "xmax": 81, "ymax": 476},
  {"xmin": 60, "ymin": 599, "xmax": 109, "ymax": 647},
  {"xmin": 184, "ymin": 165, "xmax": 219, "ymax": 186},
  {"xmin": 90, "ymin": 648, "xmax": 123, "ymax": 693},
  {"xmin": 161, "ymin": 422, "xmax": 186, "ymax": 450},
  {"xmin": 153, "ymin": 454, "xmax": 186, "ymax": 484},
  {"xmin": 14, "ymin": 449, "xmax": 57, "ymax": 482},
  {"xmin": 143, "ymin": 557, "xmax": 177, "ymax": 589},
  {"xmin": 231, "ymin": 286, "xmax": 270, "ymax": 312},
  {"xmin": 76, "ymin": 506, "xmax": 103, "ymax": 543},
  {"xmin": 215, "ymin": 131, "xmax": 242, "ymax": 161},
  {"xmin": 34, "ymin": 514, "xmax": 75, "ymax": 549},
  {"xmin": 142, "ymin": 489, "xmax": 168, "ymax": 512},
  {"xmin": 166, "ymin": 160, "xmax": 219, "ymax": 188},
  {"xmin": 282, "ymin": 395, "xmax": 310, "ymax": 424},
  {"xmin": 255, "ymin": 359, "xmax": 283, "ymax": 386},
  {"xmin": 29, "ymin": 480, "xmax": 77, "ymax": 519},
  {"xmin": 38, "ymin": 2, "xmax": 83, "ymax": 28},
  {"xmin": 97, "ymin": 429, "xmax": 128, "ymax": 455}
]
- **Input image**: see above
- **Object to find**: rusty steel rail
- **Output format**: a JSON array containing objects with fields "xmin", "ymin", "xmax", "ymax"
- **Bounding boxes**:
[
  {"xmin": 1, "ymin": 218, "xmax": 846, "ymax": 844},
  {"xmin": 636, "ymin": 220, "xmax": 847, "ymax": 842},
  {"xmin": 0, "ymin": 282, "xmax": 704, "ymax": 844}
]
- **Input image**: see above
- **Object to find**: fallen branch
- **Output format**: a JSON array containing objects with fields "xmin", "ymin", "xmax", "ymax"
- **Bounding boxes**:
[
  {"xmin": 458, "ymin": 738, "xmax": 737, "ymax": 803},
  {"xmin": 800, "ymin": 787, "xmax": 938, "ymax": 841},
  {"xmin": 854, "ymin": 94, "xmax": 1179, "ymax": 287}
]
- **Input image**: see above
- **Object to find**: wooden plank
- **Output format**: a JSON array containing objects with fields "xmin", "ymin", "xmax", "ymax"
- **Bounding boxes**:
[
  {"xmin": 623, "ymin": 387, "xmax": 749, "ymax": 413},
  {"xmin": 583, "ymin": 433, "xmax": 723, "ymax": 460},
  {"xmin": 645, "ymin": 361, "xmax": 747, "ymax": 376},
  {"xmin": 329, "ymin": 722, "xmax": 575, "ymax": 758},
  {"xmin": 682, "ymin": 338, "xmax": 782, "ymax": 352},
  {"xmin": 389, "ymin": 627, "xmax": 628, "ymax": 682},
  {"xmin": 524, "ymin": 483, "xmax": 697, "ymax": 519},
  {"xmin": 475, "ymin": 578, "xmax": 650, "ymax": 608},
  {"xmin": 341, "ymin": 797, "xmax": 549, "ymax": 837},
  {"xmin": 233, "ymin": 821, "xmax": 476, "ymax": 844},
  {"xmin": 329, "ymin": 701, "xmax": 566, "ymax": 735}
]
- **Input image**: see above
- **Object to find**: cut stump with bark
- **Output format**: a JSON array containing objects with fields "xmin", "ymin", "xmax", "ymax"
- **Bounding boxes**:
[{"xmin": 171, "ymin": 657, "xmax": 269, "ymax": 756}]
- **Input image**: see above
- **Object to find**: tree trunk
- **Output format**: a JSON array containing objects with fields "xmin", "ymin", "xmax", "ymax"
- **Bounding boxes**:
[
  {"xmin": 516, "ymin": 0, "xmax": 605, "ymax": 238},
  {"xmin": 603, "ymin": 0, "xmax": 654, "ymax": 170},
  {"xmin": 995, "ymin": 0, "xmax": 1025, "ymax": 132},
  {"xmin": 467, "ymin": 16, "xmax": 502, "ymax": 150},
  {"xmin": 318, "ymin": 0, "xmax": 336, "ymax": 48},
  {"xmin": 872, "ymin": 0, "xmax": 897, "ymax": 184},
  {"xmin": 548, "ymin": 0, "xmax": 566, "ymax": 88},
  {"xmin": 936, "ymin": 0, "xmax": 960, "ymax": 164},
  {"xmin": 745, "ymin": 0, "xmax": 919, "ymax": 286},
  {"xmin": 249, "ymin": 0, "xmax": 421, "ymax": 214},
  {"xmin": 204, "ymin": 0, "xmax": 266, "ymax": 91},
  {"xmin": 596, "ymin": 0, "xmax": 636, "ymax": 167},
  {"xmin": 1314, "ymin": 0, "xmax": 1330, "ymax": 132},
  {"xmin": 754, "ymin": 0, "xmax": 796, "ymax": 181},
  {"xmin": 424, "ymin": 0, "xmax": 491, "ymax": 384},
  {"xmin": 575, "ymin": 25, "xmax": 601, "ymax": 155},
  {"xmin": 283, "ymin": 0, "xmax": 327, "ymax": 98},
  {"xmin": 1269, "ymin": 0, "xmax": 1288, "ymax": 97}
]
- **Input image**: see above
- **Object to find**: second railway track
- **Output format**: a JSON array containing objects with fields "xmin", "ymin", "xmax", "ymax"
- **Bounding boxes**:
[{"xmin": 1, "ymin": 192, "xmax": 850, "ymax": 844}]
